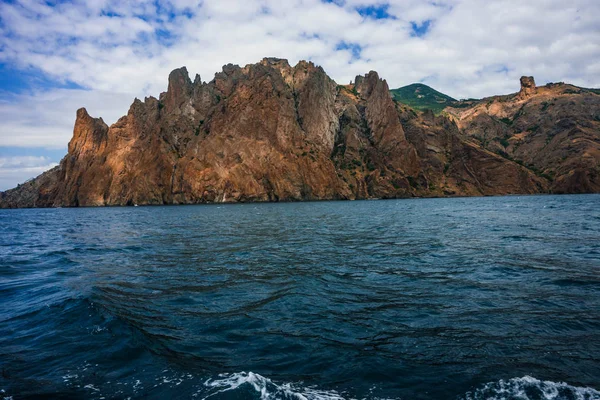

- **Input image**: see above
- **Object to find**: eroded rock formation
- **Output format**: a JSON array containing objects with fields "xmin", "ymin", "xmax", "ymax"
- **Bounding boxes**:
[
  {"xmin": 445, "ymin": 77, "xmax": 600, "ymax": 194},
  {"xmin": 518, "ymin": 76, "xmax": 537, "ymax": 99},
  {"xmin": 4, "ymin": 61, "xmax": 597, "ymax": 208}
]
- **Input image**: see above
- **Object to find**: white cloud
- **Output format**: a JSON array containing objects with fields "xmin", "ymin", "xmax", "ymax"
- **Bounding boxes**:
[
  {"xmin": 0, "ymin": 90, "xmax": 135, "ymax": 148},
  {"xmin": 0, "ymin": 0, "xmax": 599, "ymax": 190},
  {"xmin": 0, "ymin": 156, "xmax": 58, "ymax": 191},
  {"xmin": 0, "ymin": 155, "xmax": 55, "ymax": 169},
  {"xmin": 2, "ymin": 0, "xmax": 599, "ymax": 99},
  {"xmin": 8, "ymin": 1, "xmax": 600, "ymax": 93}
]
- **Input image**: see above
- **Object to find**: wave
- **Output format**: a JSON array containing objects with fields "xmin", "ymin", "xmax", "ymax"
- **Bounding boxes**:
[
  {"xmin": 461, "ymin": 376, "xmax": 600, "ymax": 400},
  {"xmin": 3, "ymin": 295, "xmax": 599, "ymax": 400},
  {"xmin": 202, "ymin": 372, "xmax": 346, "ymax": 400},
  {"xmin": 4, "ymin": 370, "xmax": 600, "ymax": 400},
  {"xmin": 201, "ymin": 373, "xmax": 600, "ymax": 400}
]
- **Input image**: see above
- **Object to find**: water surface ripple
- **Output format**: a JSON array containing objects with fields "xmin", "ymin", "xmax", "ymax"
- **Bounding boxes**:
[{"xmin": 1, "ymin": 195, "xmax": 599, "ymax": 399}]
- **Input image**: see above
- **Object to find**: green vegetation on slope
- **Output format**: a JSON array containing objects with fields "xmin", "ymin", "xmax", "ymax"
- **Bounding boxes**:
[
  {"xmin": 581, "ymin": 87, "xmax": 600, "ymax": 95},
  {"xmin": 390, "ymin": 83, "xmax": 456, "ymax": 114}
]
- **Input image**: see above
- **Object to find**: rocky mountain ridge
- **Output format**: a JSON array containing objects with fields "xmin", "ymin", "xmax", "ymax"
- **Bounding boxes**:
[
  {"xmin": 1, "ymin": 58, "xmax": 596, "ymax": 208},
  {"xmin": 445, "ymin": 76, "xmax": 600, "ymax": 193}
]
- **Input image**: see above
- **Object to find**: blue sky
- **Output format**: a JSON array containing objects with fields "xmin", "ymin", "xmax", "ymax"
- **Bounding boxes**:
[{"xmin": 1, "ymin": 0, "xmax": 599, "ymax": 190}]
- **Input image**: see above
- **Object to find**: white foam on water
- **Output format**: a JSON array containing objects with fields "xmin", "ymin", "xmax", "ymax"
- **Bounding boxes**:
[
  {"xmin": 9, "ymin": 368, "xmax": 600, "ymax": 400},
  {"xmin": 84, "ymin": 384, "xmax": 100, "ymax": 392},
  {"xmin": 202, "ymin": 371, "xmax": 348, "ymax": 400},
  {"xmin": 1, "ymin": 388, "xmax": 13, "ymax": 400},
  {"xmin": 202, "ymin": 373, "xmax": 600, "ymax": 400},
  {"xmin": 62, "ymin": 373, "xmax": 79, "ymax": 382},
  {"xmin": 88, "ymin": 325, "xmax": 107, "ymax": 334},
  {"xmin": 463, "ymin": 376, "xmax": 600, "ymax": 400}
]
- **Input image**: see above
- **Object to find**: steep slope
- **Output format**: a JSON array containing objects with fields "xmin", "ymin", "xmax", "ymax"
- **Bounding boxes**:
[
  {"xmin": 390, "ymin": 83, "xmax": 456, "ymax": 114},
  {"xmin": 0, "ymin": 59, "xmax": 549, "ymax": 208},
  {"xmin": 399, "ymin": 107, "xmax": 546, "ymax": 196},
  {"xmin": 446, "ymin": 76, "xmax": 600, "ymax": 193}
]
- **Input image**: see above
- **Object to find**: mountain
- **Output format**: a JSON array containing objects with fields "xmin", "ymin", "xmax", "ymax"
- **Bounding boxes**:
[
  {"xmin": 390, "ymin": 83, "xmax": 456, "ymax": 114},
  {"xmin": 4, "ymin": 58, "xmax": 599, "ymax": 208},
  {"xmin": 445, "ymin": 76, "xmax": 600, "ymax": 193}
]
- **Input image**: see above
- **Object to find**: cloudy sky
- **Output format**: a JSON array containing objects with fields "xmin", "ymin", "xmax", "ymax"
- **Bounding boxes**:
[{"xmin": 0, "ymin": 0, "xmax": 599, "ymax": 190}]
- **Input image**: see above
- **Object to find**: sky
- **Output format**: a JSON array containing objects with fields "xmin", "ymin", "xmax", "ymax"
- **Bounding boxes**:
[{"xmin": 0, "ymin": 0, "xmax": 599, "ymax": 190}]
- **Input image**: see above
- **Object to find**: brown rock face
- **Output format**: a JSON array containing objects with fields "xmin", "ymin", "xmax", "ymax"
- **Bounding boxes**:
[
  {"xmin": 446, "ymin": 78, "xmax": 600, "ymax": 194},
  {"xmin": 0, "ymin": 60, "xmax": 565, "ymax": 208},
  {"xmin": 400, "ymin": 107, "xmax": 546, "ymax": 196},
  {"xmin": 518, "ymin": 76, "xmax": 537, "ymax": 99},
  {"xmin": 163, "ymin": 67, "xmax": 193, "ymax": 112}
]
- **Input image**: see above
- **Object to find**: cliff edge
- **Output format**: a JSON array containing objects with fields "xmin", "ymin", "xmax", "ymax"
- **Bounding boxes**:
[{"xmin": 5, "ymin": 63, "xmax": 589, "ymax": 208}]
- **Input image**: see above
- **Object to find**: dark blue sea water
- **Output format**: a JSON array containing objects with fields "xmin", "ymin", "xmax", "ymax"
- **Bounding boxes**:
[{"xmin": 1, "ymin": 195, "xmax": 600, "ymax": 400}]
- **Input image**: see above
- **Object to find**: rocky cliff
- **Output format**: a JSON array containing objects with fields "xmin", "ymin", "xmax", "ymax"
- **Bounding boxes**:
[
  {"xmin": 445, "ymin": 77, "xmax": 600, "ymax": 194},
  {"xmin": 5, "ymin": 58, "xmax": 596, "ymax": 208}
]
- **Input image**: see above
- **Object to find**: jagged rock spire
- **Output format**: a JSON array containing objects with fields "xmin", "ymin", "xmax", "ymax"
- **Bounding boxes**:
[
  {"xmin": 164, "ymin": 67, "xmax": 193, "ymax": 110},
  {"xmin": 518, "ymin": 76, "xmax": 536, "ymax": 99}
]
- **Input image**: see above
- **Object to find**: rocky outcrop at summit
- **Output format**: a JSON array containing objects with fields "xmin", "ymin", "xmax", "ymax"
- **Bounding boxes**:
[
  {"xmin": 517, "ymin": 76, "xmax": 537, "ymax": 99},
  {"xmin": 6, "ymin": 61, "xmax": 595, "ymax": 208}
]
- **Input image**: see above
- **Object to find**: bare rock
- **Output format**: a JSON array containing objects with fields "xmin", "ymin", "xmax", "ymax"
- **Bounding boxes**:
[
  {"xmin": 5, "ymin": 59, "xmax": 581, "ymax": 208},
  {"xmin": 164, "ymin": 67, "xmax": 193, "ymax": 112},
  {"xmin": 518, "ymin": 76, "xmax": 537, "ymax": 99},
  {"xmin": 446, "ymin": 78, "xmax": 600, "ymax": 194}
]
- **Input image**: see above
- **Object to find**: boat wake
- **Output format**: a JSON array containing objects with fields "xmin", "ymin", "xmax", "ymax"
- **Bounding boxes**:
[
  {"xmin": 202, "ymin": 372, "xmax": 346, "ymax": 400},
  {"xmin": 461, "ymin": 376, "xmax": 600, "ymax": 400},
  {"xmin": 201, "ymin": 372, "xmax": 600, "ymax": 400},
  {"xmin": 3, "ymin": 369, "xmax": 600, "ymax": 399}
]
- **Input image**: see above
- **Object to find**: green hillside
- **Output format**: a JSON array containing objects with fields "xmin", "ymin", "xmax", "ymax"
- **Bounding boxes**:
[{"xmin": 390, "ymin": 83, "xmax": 456, "ymax": 114}]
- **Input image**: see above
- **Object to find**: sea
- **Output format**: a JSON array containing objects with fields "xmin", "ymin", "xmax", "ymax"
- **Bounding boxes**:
[{"xmin": 1, "ymin": 195, "xmax": 599, "ymax": 400}]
